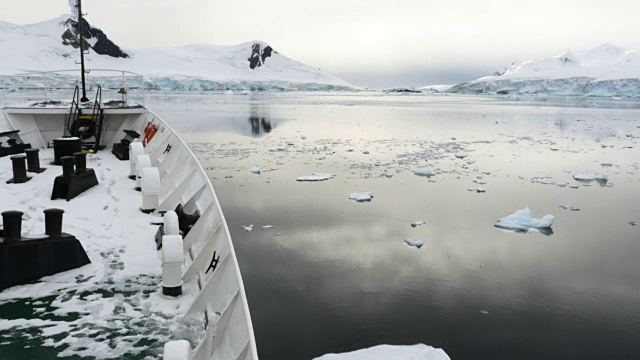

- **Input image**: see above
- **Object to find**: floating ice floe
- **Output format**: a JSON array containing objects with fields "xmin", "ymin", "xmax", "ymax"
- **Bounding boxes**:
[
  {"xmin": 494, "ymin": 207, "xmax": 554, "ymax": 233},
  {"xmin": 383, "ymin": 171, "xmax": 394, "ymax": 178},
  {"xmin": 404, "ymin": 238, "xmax": 425, "ymax": 249},
  {"xmin": 314, "ymin": 344, "xmax": 450, "ymax": 360},
  {"xmin": 297, "ymin": 173, "xmax": 334, "ymax": 182},
  {"xmin": 454, "ymin": 150, "xmax": 469, "ymax": 159},
  {"xmin": 250, "ymin": 167, "xmax": 262, "ymax": 174},
  {"xmin": 262, "ymin": 225, "xmax": 274, "ymax": 229},
  {"xmin": 349, "ymin": 192, "xmax": 374, "ymax": 202},
  {"xmin": 467, "ymin": 187, "xmax": 486, "ymax": 193},
  {"xmin": 572, "ymin": 171, "xmax": 608, "ymax": 181},
  {"xmin": 242, "ymin": 224, "xmax": 253, "ymax": 232},
  {"xmin": 560, "ymin": 203, "xmax": 580, "ymax": 211},
  {"xmin": 414, "ymin": 169, "xmax": 436, "ymax": 177},
  {"xmin": 411, "ymin": 221, "xmax": 426, "ymax": 228},
  {"xmin": 224, "ymin": 89, "xmax": 234, "ymax": 95}
]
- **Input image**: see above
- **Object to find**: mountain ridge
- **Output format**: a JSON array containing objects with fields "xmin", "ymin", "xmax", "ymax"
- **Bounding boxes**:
[{"xmin": 0, "ymin": 15, "xmax": 357, "ymax": 91}]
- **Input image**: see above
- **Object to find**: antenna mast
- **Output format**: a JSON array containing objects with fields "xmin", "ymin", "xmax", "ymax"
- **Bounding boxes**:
[{"xmin": 77, "ymin": 0, "xmax": 89, "ymax": 102}]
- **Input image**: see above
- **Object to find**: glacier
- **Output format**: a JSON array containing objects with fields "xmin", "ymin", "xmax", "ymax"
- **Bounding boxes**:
[{"xmin": 445, "ymin": 44, "xmax": 640, "ymax": 97}]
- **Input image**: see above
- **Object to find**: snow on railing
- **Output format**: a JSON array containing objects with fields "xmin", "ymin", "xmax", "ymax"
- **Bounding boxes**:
[{"xmin": 1, "ymin": 69, "xmax": 146, "ymax": 107}]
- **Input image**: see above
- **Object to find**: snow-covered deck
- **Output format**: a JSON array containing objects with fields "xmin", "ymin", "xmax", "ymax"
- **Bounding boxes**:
[{"xmin": 0, "ymin": 148, "xmax": 201, "ymax": 357}]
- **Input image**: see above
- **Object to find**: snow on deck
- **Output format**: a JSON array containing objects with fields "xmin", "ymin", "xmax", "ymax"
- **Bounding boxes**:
[{"xmin": 0, "ymin": 149, "xmax": 202, "ymax": 358}]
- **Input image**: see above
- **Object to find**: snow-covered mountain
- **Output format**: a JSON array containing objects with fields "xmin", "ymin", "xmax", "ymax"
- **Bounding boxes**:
[
  {"xmin": 0, "ymin": 15, "xmax": 357, "ymax": 91},
  {"xmin": 447, "ymin": 44, "xmax": 640, "ymax": 97}
]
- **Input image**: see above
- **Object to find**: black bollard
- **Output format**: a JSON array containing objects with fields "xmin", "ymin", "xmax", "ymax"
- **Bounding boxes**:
[
  {"xmin": 43, "ymin": 208, "xmax": 64, "ymax": 237},
  {"xmin": 74, "ymin": 152, "xmax": 87, "ymax": 173},
  {"xmin": 25, "ymin": 148, "xmax": 46, "ymax": 173},
  {"xmin": 61, "ymin": 156, "xmax": 75, "ymax": 177},
  {"xmin": 1, "ymin": 210, "xmax": 23, "ymax": 240},
  {"xmin": 7, "ymin": 155, "xmax": 31, "ymax": 184},
  {"xmin": 52, "ymin": 137, "xmax": 81, "ymax": 165}
]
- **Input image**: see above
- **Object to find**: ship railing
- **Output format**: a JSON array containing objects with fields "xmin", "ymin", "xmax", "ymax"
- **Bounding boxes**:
[{"xmin": 1, "ymin": 69, "xmax": 146, "ymax": 108}]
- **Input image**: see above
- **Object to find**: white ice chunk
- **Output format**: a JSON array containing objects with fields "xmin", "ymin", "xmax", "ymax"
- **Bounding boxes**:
[
  {"xmin": 262, "ymin": 225, "xmax": 274, "ymax": 228},
  {"xmin": 297, "ymin": 173, "xmax": 334, "ymax": 181},
  {"xmin": 404, "ymin": 238, "xmax": 425, "ymax": 249},
  {"xmin": 349, "ymin": 192, "xmax": 374, "ymax": 202},
  {"xmin": 411, "ymin": 221, "xmax": 426, "ymax": 228},
  {"xmin": 242, "ymin": 224, "xmax": 253, "ymax": 232},
  {"xmin": 560, "ymin": 203, "xmax": 580, "ymax": 211},
  {"xmin": 250, "ymin": 166, "xmax": 262, "ymax": 174},
  {"xmin": 454, "ymin": 150, "xmax": 469, "ymax": 159},
  {"xmin": 414, "ymin": 169, "xmax": 436, "ymax": 177},
  {"xmin": 314, "ymin": 344, "xmax": 450, "ymax": 360},
  {"xmin": 494, "ymin": 207, "xmax": 554, "ymax": 232},
  {"xmin": 573, "ymin": 171, "xmax": 608, "ymax": 181}
]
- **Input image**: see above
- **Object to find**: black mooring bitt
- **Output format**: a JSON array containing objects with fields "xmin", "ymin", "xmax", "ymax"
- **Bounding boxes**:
[
  {"xmin": 6, "ymin": 155, "xmax": 32, "ymax": 184},
  {"xmin": 25, "ymin": 148, "xmax": 46, "ymax": 173},
  {"xmin": 0, "ymin": 208, "xmax": 90, "ymax": 291},
  {"xmin": 51, "ymin": 156, "xmax": 99, "ymax": 201}
]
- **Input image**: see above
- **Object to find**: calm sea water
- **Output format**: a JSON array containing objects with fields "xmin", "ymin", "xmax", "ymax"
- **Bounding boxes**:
[{"xmin": 148, "ymin": 93, "xmax": 640, "ymax": 360}]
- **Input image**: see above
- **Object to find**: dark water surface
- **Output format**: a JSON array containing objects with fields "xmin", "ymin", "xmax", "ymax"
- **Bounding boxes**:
[{"xmin": 156, "ymin": 93, "xmax": 640, "ymax": 360}]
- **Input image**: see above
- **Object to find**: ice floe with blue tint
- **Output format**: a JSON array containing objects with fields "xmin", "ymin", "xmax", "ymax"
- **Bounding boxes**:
[
  {"xmin": 314, "ymin": 343, "xmax": 450, "ymax": 360},
  {"xmin": 414, "ymin": 169, "xmax": 436, "ymax": 177},
  {"xmin": 494, "ymin": 207, "xmax": 554, "ymax": 233}
]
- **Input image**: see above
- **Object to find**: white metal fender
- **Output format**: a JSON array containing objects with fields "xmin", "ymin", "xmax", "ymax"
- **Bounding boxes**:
[
  {"xmin": 163, "ymin": 210, "xmax": 179, "ymax": 236},
  {"xmin": 162, "ymin": 234, "xmax": 184, "ymax": 296},
  {"xmin": 141, "ymin": 167, "xmax": 161, "ymax": 212},
  {"xmin": 135, "ymin": 154, "xmax": 151, "ymax": 190},
  {"xmin": 163, "ymin": 340, "xmax": 193, "ymax": 360},
  {"xmin": 129, "ymin": 142, "xmax": 144, "ymax": 178}
]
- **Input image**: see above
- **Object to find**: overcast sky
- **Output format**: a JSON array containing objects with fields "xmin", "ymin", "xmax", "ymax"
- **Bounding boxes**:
[{"xmin": 4, "ymin": 0, "xmax": 640, "ymax": 88}]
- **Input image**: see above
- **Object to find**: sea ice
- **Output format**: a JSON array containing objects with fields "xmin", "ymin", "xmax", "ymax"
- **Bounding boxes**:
[
  {"xmin": 262, "ymin": 225, "xmax": 274, "ymax": 229},
  {"xmin": 404, "ymin": 238, "xmax": 425, "ymax": 249},
  {"xmin": 454, "ymin": 150, "xmax": 469, "ymax": 159},
  {"xmin": 349, "ymin": 192, "xmax": 374, "ymax": 202},
  {"xmin": 494, "ymin": 207, "xmax": 554, "ymax": 232},
  {"xmin": 297, "ymin": 173, "xmax": 334, "ymax": 181},
  {"xmin": 414, "ymin": 169, "xmax": 436, "ymax": 177},
  {"xmin": 242, "ymin": 224, "xmax": 254, "ymax": 232},
  {"xmin": 250, "ymin": 167, "xmax": 262, "ymax": 174},
  {"xmin": 573, "ymin": 171, "xmax": 608, "ymax": 181},
  {"xmin": 560, "ymin": 204, "xmax": 580, "ymax": 211},
  {"xmin": 411, "ymin": 221, "xmax": 426, "ymax": 228},
  {"xmin": 314, "ymin": 344, "xmax": 450, "ymax": 360}
]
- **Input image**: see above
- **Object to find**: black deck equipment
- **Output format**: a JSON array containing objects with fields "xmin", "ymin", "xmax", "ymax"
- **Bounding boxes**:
[
  {"xmin": 25, "ymin": 148, "xmax": 46, "ymax": 173},
  {"xmin": 51, "ymin": 153, "xmax": 99, "ymax": 201},
  {"xmin": 52, "ymin": 137, "xmax": 82, "ymax": 165},
  {"xmin": 0, "ymin": 209, "xmax": 91, "ymax": 291},
  {"xmin": 6, "ymin": 155, "xmax": 32, "ymax": 184},
  {"xmin": 0, "ymin": 130, "xmax": 31, "ymax": 158},
  {"xmin": 112, "ymin": 130, "xmax": 141, "ymax": 160}
]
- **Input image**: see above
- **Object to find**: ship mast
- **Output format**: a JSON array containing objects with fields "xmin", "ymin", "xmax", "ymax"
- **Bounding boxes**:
[{"xmin": 77, "ymin": 0, "xmax": 89, "ymax": 102}]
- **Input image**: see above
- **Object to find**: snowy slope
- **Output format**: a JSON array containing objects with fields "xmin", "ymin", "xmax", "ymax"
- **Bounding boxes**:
[
  {"xmin": 447, "ymin": 44, "xmax": 640, "ymax": 97},
  {"xmin": 0, "ymin": 15, "xmax": 357, "ymax": 91}
]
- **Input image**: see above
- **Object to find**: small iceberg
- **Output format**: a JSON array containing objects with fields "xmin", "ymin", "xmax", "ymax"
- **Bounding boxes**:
[
  {"xmin": 349, "ymin": 192, "xmax": 374, "ymax": 202},
  {"xmin": 314, "ymin": 344, "xmax": 450, "ymax": 360},
  {"xmin": 242, "ymin": 224, "xmax": 253, "ymax": 232},
  {"xmin": 297, "ymin": 173, "xmax": 334, "ymax": 182},
  {"xmin": 494, "ymin": 207, "xmax": 554, "ymax": 234},
  {"xmin": 454, "ymin": 150, "xmax": 469, "ymax": 159},
  {"xmin": 404, "ymin": 238, "xmax": 425, "ymax": 249},
  {"xmin": 414, "ymin": 169, "xmax": 436, "ymax": 177},
  {"xmin": 411, "ymin": 221, "xmax": 426, "ymax": 228},
  {"xmin": 573, "ymin": 171, "xmax": 608, "ymax": 185},
  {"xmin": 250, "ymin": 167, "xmax": 262, "ymax": 174},
  {"xmin": 224, "ymin": 89, "xmax": 234, "ymax": 95}
]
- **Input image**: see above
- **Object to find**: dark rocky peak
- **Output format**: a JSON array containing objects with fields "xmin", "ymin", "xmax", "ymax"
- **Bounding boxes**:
[
  {"xmin": 61, "ymin": 17, "xmax": 128, "ymax": 58},
  {"xmin": 248, "ymin": 42, "xmax": 276, "ymax": 69}
]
